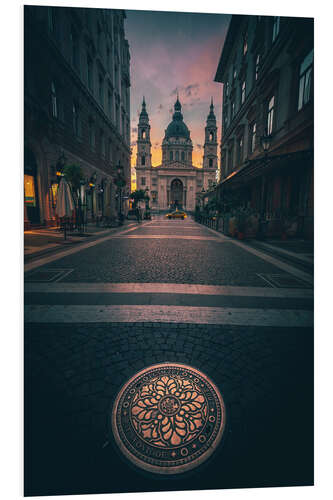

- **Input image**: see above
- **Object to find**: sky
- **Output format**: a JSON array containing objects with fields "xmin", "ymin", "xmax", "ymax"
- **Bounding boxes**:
[{"xmin": 125, "ymin": 9, "xmax": 231, "ymax": 179}]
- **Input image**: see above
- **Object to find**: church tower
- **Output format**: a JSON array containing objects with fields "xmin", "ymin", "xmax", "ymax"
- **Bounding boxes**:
[
  {"xmin": 203, "ymin": 98, "xmax": 218, "ymax": 170},
  {"xmin": 136, "ymin": 97, "xmax": 152, "ymax": 168}
]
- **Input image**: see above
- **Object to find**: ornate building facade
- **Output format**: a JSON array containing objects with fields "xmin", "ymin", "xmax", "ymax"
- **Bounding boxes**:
[
  {"xmin": 24, "ymin": 6, "xmax": 131, "ymax": 228},
  {"xmin": 135, "ymin": 97, "xmax": 217, "ymax": 212}
]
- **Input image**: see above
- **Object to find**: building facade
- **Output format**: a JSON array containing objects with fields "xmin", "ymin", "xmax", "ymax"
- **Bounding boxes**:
[
  {"xmin": 24, "ymin": 6, "xmax": 131, "ymax": 228},
  {"xmin": 214, "ymin": 15, "xmax": 313, "ymax": 239},
  {"xmin": 135, "ymin": 97, "xmax": 217, "ymax": 212}
]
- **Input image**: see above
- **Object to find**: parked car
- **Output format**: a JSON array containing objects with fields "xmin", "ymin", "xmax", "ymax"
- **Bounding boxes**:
[{"xmin": 166, "ymin": 210, "xmax": 187, "ymax": 220}]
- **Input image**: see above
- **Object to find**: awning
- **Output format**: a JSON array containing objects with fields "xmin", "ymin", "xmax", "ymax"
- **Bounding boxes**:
[{"xmin": 220, "ymin": 149, "xmax": 313, "ymax": 189}]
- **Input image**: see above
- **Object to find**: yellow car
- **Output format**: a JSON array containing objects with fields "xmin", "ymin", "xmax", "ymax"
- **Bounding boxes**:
[{"xmin": 166, "ymin": 210, "xmax": 187, "ymax": 220}]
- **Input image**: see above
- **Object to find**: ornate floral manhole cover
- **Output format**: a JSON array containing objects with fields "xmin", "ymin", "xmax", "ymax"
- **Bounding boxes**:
[{"xmin": 112, "ymin": 363, "xmax": 226, "ymax": 474}]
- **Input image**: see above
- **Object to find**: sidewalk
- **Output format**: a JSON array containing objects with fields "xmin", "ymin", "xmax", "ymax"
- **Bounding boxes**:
[
  {"xmin": 248, "ymin": 238, "xmax": 314, "ymax": 270},
  {"xmin": 24, "ymin": 221, "xmax": 135, "ymax": 261}
]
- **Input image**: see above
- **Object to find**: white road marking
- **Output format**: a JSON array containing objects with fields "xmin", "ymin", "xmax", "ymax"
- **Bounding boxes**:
[
  {"xmin": 114, "ymin": 235, "xmax": 223, "ymax": 241},
  {"xmin": 24, "ymin": 282, "xmax": 313, "ymax": 299},
  {"xmin": 24, "ymin": 304, "xmax": 313, "ymax": 327},
  {"xmin": 202, "ymin": 224, "xmax": 314, "ymax": 285},
  {"xmin": 24, "ymin": 222, "xmax": 152, "ymax": 273}
]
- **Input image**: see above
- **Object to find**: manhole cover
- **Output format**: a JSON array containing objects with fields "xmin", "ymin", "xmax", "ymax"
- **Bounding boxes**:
[{"xmin": 112, "ymin": 363, "xmax": 226, "ymax": 475}]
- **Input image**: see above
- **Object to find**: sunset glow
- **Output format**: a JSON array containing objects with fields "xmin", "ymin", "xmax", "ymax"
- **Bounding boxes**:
[{"xmin": 125, "ymin": 10, "xmax": 231, "ymax": 181}]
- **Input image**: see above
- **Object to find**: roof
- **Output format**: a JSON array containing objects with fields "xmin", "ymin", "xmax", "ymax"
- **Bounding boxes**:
[{"xmin": 164, "ymin": 97, "xmax": 191, "ymax": 140}]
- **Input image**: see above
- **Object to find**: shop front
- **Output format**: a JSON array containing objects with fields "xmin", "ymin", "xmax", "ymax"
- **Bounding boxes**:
[{"xmin": 24, "ymin": 148, "xmax": 40, "ymax": 228}]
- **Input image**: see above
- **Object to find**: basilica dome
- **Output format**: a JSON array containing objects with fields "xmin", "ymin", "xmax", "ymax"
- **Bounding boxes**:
[{"xmin": 164, "ymin": 97, "xmax": 191, "ymax": 141}]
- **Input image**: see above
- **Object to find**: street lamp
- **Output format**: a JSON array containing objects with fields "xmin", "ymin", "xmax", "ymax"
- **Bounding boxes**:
[
  {"xmin": 144, "ymin": 186, "xmax": 151, "ymax": 220},
  {"xmin": 115, "ymin": 161, "xmax": 126, "ymax": 225},
  {"xmin": 55, "ymin": 151, "xmax": 67, "ymax": 180},
  {"xmin": 258, "ymin": 130, "xmax": 272, "ymax": 239}
]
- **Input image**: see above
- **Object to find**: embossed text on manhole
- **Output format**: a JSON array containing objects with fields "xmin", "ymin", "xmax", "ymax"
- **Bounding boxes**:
[{"xmin": 112, "ymin": 363, "xmax": 226, "ymax": 474}]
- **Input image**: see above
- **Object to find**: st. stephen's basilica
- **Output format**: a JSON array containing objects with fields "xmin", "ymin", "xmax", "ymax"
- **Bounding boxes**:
[{"xmin": 135, "ymin": 96, "xmax": 217, "ymax": 212}]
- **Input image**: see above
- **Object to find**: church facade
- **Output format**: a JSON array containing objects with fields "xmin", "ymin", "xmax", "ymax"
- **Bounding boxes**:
[{"xmin": 135, "ymin": 96, "xmax": 217, "ymax": 212}]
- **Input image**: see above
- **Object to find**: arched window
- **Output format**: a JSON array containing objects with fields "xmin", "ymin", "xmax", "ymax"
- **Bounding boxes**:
[
  {"xmin": 141, "ymin": 156, "xmax": 145, "ymax": 166},
  {"xmin": 51, "ymin": 82, "xmax": 57, "ymax": 118},
  {"xmin": 181, "ymin": 151, "xmax": 185, "ymax": 162},
  {"xmin": 175, "ymin": 151, "xmax": 179, "ymax": 161},
  {"xmin": 209, "ymin": 158, "xmax": 213, "ymax": 167},
  {"xmin": 141, "ymin": 129, "xmax": 146, "ymax": 140},
  {"xmin": 210, "ymin": 132, "xmax": 214, "ymax": 142},
  {"xmin": 170, "ymin": 151, "xmax": 173, "ymax": 161}
]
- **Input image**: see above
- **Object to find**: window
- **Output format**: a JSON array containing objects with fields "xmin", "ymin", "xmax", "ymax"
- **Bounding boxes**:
[
  {"xmin": 152, "ymin": 177, "xmax": 157, "ymax": 186},
  {"xmin": 51, "ymin": 82, "xmax": 57, "ymax": 118},
  {"xmin": 231, "ymin": 101, "xmax": 235, "ymax": 119},
  {"xmin": 255, "ymin": 54, "xmax": 260, "ymax": 81},
  {"xmin": 209, "ymin": 158, "xmax": 213, "ymax": 167},
  {"xmin": 243, "ymin": 33, "xmax": 248, "ymax": 55},
  {"xmin": 89, "ymin": 120, "xmax": 95, "ymax": 151},
  {"xmin": 181, "ymin": 151, "xmax": 185, "ymax": 161},
  {"xmin": 99, "ymin": 75, "xmax": 104, "ymax": 106},
  {"xmin": 100, "ymin": 130, "xmax": 105, "ymax": 158},
  {"xmin": 298, "ymin": 49, "xmax": 314, "ymax": 111},
  {"xmin": 237, "ymin": 137, "xmax": 243, "ymax": 165},
  {"xmin": 233, "ymin": 65, "xmax": 237, "ymax": 80},
  {"xmin": 175, "ymin": 151, "xmax": 179, "ymax": 161},
  {"xmin": 225, "ymin": 81, "xmax": 229, "ymax": 99},
  {"xmin": 72, "ymin": 102, "xmax": 80, "ymax": 137},
  {"xmin": 267, "ymin": 95, "xmax": 275, "ymax": 135},
  {"xmin": 108, "ymin": 90, "xmax": 113, "ymax": 119},
  {"xmin": 210, "ymin": 132, "xmax": 214, "ymax": 141},
  {"xmin": 228, "ymin": 144, "xmax": 234, "ymax": 173},
  {"xmin": 97, "ymin": 22, "xmax": 102, "ymax": 53},
  {"xmin": 48, "ymin": 7, "xmax": 55, "ymax": 33},
  {"xmin": 208, "ymin": 179, "xmax": 213, "ymax": 188},
  {"xmin": 115, "ymin": 103, "xmax": 119, "ymax": 130},
  {"xmin": 272, "ymin": 16, "xmax": 280, "ymax": 42},
  {"xmin": 169, "ymin": 151, "xmax": 173, "ymax": 161},
  {"xmin": 87, "ymin": 55, "xmax": 93, "ymax": 92},
  {"xmin": 250, "ymin": 122, "xmax": 256, "ymax": 153},
  {"xmin": 241, "ymin": 81, "xmax": 246, "ymax": 105},
  {"xmin": 141, "ymin": 129, "xmax": 146, "ymax": 139},
  {"xmin": 141, "ymin": 177, "xmax": 146, "ymax": 186},
  {"xmin": 141, "ymin": 156, "xmax": 145, "ymax": 166},
  {"xmin": 71, "ymin": 27, "xmax": 79, "ymax": 71}
]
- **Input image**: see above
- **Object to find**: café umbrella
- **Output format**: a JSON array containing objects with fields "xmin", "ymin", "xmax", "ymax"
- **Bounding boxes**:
[{"xmin": 56, "ymin": 176, "xmax": 74, "ymax": 240}]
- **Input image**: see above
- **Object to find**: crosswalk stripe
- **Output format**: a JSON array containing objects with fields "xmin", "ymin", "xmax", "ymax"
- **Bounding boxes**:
[{"xmin": 25, "ymin": 304, "xmax": 313, "ymax": 327}]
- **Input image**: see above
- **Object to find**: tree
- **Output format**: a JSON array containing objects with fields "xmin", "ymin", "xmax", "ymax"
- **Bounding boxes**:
[
  {"xmin": 63, "ymin": 163, "xmax": 84, "ymax": 194},
  {"xmin": 130, "ymin": 189, "xmax": 147, "ymax": 208}
]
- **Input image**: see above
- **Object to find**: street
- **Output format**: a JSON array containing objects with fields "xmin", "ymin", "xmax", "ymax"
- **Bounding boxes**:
[{"xmin": 24, "ymin": 215, "xmax": 314, "ymax": 496}]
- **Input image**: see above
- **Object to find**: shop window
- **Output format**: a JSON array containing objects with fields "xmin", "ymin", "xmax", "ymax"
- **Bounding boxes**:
[
  {"xmin": 24, "ymin": 174, "xmax": 36, "ymax": 207},
  {"xmin": 298, "ymin": 49, "xmax": 314, "ymax": 111},
  {"xmin": 51, "ymin": 183, "xmax": 58, "ymax": 209}
]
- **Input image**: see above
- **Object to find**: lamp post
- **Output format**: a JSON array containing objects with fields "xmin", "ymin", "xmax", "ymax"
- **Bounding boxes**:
[
  {"xmin": 115, "ymin": 161, "xmax": 125, "ymax": 225},
  {"xmin": 258, "ymin": 130, "xmax": 272, "ymax": 239},
  {"xmin": 144, "ymin": 186, "xmax": 151, "ymax": 219}
]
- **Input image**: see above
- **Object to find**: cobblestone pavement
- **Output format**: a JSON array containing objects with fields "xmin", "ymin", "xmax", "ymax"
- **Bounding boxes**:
[{"xmin": 24, "ymin": 216, "xmax": 314, "ymax": 496}]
